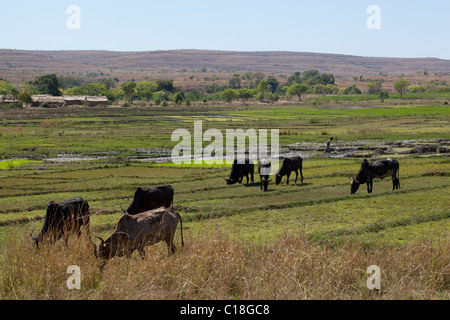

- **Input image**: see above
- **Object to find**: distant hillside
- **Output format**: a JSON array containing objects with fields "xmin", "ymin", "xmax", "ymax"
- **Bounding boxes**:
[{"xmin": 1, "ymin": 49, "xmax": 449, "ymax": 84}]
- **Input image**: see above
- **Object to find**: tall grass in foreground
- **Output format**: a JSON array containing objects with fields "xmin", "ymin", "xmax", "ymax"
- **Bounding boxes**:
[{"xmin": 0, "ymin": 229, "xmax": 448, "ymax": 300}]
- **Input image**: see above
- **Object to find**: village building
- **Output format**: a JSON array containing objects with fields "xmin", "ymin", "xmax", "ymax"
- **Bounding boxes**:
[{"xmin": 27, "ymin": 95, "xmax": 109, "ymax": 107}]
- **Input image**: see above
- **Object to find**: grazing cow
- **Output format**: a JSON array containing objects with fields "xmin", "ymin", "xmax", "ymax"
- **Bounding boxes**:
[
  {"xmin": 127, "ymin": 185, "xmax": 174, "ymax": 215},
  {"xmin": 30, "ymin": 197, "xmax": 90, "ymax": 247},
  {"xmin": 349, "ymin": 158, "xmax": 400, "ymax": 194},
  {"xmin": 224, "ymin": 158, "xmax": 254, "ymax": 185},
  {"xmin": 275, "ymin": 155, "xmax": 304, "ymax": 185},
  {"xmin": 258, "ymin": 159, "xmax": 272, "ymax": 192},
  {"xmin": 91, "ymin": 207, "xmax": 184, "ymax": 261}
]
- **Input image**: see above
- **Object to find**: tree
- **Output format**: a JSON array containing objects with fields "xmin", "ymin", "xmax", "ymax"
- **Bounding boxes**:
[
  {"xmin": 137, "ymin": 81, "xmax": 157, "ymax": 102},
  {"xmin": 228, "ymin": 74, "xmax": 241, "ymax": 89},
  {"xmin": 409, "ymin": 85, "xmax": 426, "ymax": 93},
  {"xmin": 121, "ymin": 81, "xmax": 137, "ymax": 101},
  {"xmin": 156, "ymin": 79, "xmax": 174, "ymax": 92},
  {"xmin": 256, "ymin": 80, "xmax": 269, "ymax": 100},
  {"xmin": 220, "ymin": 89, "xmax": 238, "ymax": 103},
  {"xmin": 379, "ymin": 90, "xmax": 389, "ymax": 102},
  {"xmin": 287, "ymin": 72, "xmax": 302, "ymax": 85},
  {"xmin": 17, "ymin": 90, "xmax": 33, "ymax": 105},
  {"xmin": 0, "ymin": 80, "xmax": 18, "ymax": 96},
  {"xmin": 30, "ymin": 74, "xmax": 61, "ymax": 96},
  {"xmin": 64, "ymin": 83, "xmax": 108, "ymax": 96},
  {"xmin": 266, "ymin": 76, "xmax": 279, "ymax": 93},
  {"xmin": 174, "ymin": 92, "xmax": 184, "ymax": 105},
  {"xmin": 342, "ymin": 85, "xmax": 362, "ymax": 95},
  {"xmin": 286, "ymin": 83, "xmax": 310, "ymax": 101},
  {"xmin": 367, "ymin": 80, "xmax": 383, "ymax": 95},
  {"xmin": 238, "ymin": 88, "xmax": 255, "ymax": 105},
  {"xmin": 393, "ymin": 78, "xmax": 410, "ymax": 99}
]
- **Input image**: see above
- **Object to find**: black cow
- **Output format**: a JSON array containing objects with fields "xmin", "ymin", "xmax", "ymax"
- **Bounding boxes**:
[
  {"xmin": 275, "ymin": 155, "xmax": 304, "ymax": 185},
  {"xmin": 350, "ymin": 158, "xmax": 400, "ymax": 194},
  {"xmin": 30, "ymin": 197, "xmax": 90, "ymax": 247},
  {"xmin": 224, "ymin": 158, "xmax": 254, "ymax": 185},
  {"xmin": 258, "ymin": 159, "xmax": 272, "ymax": 191},
  {"xmin": 127, "ymin": 185, "xmax": 174, "ymax": 215}
]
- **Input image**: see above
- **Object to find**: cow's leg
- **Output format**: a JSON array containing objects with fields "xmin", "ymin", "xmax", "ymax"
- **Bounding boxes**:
[
  {"xmin": 367, "ymin": 181, "xmax": 371, "ymax": 193},
  {"xmin": 166, "ymin": 237, "xmax": 176, "ymax": 256},
  {"xmin": 300, "ymin": 166, "xmax": 304, "ymax": 183},
  {"xmin": 250, "ymin": 171, "xmax": 254, "ymax": 184},
  {"xmin": 294, "ymin": 170, "xmax": 298, "ymax": 184},
  {"xmin": 239, "ymin": 175, "xmax": 243, "ymax": 183},
  {"xmin": 286, "ymin": 172, "xmax": 291, "ymax": 185}
]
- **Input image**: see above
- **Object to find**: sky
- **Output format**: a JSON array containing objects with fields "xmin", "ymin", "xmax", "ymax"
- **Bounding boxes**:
[{"xmin": 1, "ymin": 0, "xmax": 449, "ymax": 59}]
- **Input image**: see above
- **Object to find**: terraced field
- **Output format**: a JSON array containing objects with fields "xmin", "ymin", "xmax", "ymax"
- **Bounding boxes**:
[
  {"xmin": 0, "ymin": 157, "xmax": 448, "ymax": 246},
  {"xmin": 0, "ymin": 102, "xmax": 448, "ymax": 299}
]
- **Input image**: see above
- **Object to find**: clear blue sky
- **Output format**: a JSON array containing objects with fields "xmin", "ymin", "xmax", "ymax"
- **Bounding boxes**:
[{"xmin": 1, "ymin": 0, "xmax": 449, "ymax": 59}]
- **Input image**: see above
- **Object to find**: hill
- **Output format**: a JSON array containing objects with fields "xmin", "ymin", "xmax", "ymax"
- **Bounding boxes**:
[{"xmin": 1, "ymin": 49, "xmax": 450, "ymax": 85}]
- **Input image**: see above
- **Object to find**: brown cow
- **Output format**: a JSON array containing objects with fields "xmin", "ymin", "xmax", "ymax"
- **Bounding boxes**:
[{"xmin": 91, "ymin": 207, "xmax": 183, "ymax": 262}]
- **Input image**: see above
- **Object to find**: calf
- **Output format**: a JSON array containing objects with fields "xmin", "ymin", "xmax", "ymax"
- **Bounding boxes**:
[
  {"xmin": 224, "ymin": 158, "xmax": 254, "ymax": 185},
  {"xmin": 350, "ymin": 158, "xmax": 400, "ymax": 194},
  {"xmin": 127, "ymin": 185, "xmax": 174, "ymax": 215},
  {"xmin": 275, "ymin": 155, "xmax": 304, "ymax": 185},
  {"xmin": 30, "ymin": 197, "xmax": 90, "ymax": 247},
  {"xmin": 91, "ymin": 207, "xmax": 184, "ymax": 261},
  {"xmin": 258, "ymin": 159, "xmax": 272, "ymax": 191}
]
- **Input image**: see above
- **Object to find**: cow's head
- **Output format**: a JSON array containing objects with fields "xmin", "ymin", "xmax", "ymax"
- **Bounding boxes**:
[
  {"xmin": 30, "ymin": 232, "xmax": 41, "ymax": 248},
  {"xmin": 349, "ymin": 177, "xmax": 361, "ymax": 194},
  {"xmin": 224, "ymin": 177, "xmax": 237, "ymax": 185},
  {"xmin": 91, "ymin": 236, "xmax": 110, "ymax": 260},
  {"xmin": 275, "ymin": 173, "xmax": 282, "ymax": 185},
  {"xmin": 90, "ymin": 232, "xmax": 130, "ymax": 261}
]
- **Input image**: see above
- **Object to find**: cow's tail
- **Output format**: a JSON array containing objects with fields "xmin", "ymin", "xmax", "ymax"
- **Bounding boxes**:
[{"xmin": 178, "ymin": 213, "xmax": 184, "ymax": 248}]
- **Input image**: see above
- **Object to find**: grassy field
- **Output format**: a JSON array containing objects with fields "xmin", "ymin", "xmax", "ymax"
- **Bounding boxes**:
[{"xmin": 0, "ymin": 101, "xmax": 449, "ymax": 300}]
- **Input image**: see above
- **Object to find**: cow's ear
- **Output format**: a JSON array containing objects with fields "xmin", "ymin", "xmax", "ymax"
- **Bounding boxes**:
[{"xmin": 136, "ymin": 187, "xmax": 143, "ymax": 192}]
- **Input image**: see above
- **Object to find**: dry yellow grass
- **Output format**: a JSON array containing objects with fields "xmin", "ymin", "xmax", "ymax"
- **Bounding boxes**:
[{"xmin": 1, "ymin": 228, "xmax": 448, "ymax": 300}]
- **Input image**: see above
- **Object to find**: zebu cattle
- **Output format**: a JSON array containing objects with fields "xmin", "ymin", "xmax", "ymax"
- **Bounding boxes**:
[
  {"xmin": 275, "ymin": 155, "xmax": 304, "ymax": 185},
  {"xmin": 127, "ymin": 185, "xmax": 174, "ymax": 214},
  {"xmin": 91, "ymin": 207, "xmax": 183, "ymax": 261},
  {"xmin": 30, "ymin": 197, "xmax": 90, "ymax": 247},
  {"xmin": 258, "ymin": 159, "xmax": 272, "ymax": 191},
  {"xmin": 225, "ymin": 158, "xmax": 255, "ymax": 185},
  {"xmin": 350, "ymin": 159, "xmax": 400, "ymax": 194}
]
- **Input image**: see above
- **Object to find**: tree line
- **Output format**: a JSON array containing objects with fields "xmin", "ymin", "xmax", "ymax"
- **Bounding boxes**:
[{"xmin": 1, "ymin": 70, "xmax": 450, "ymax": 107}]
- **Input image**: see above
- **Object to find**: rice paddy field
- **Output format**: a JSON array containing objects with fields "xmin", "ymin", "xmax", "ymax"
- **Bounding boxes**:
[{"xmin": 0, "ymin": 101, "xmax": 449, "ymax": 300}]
